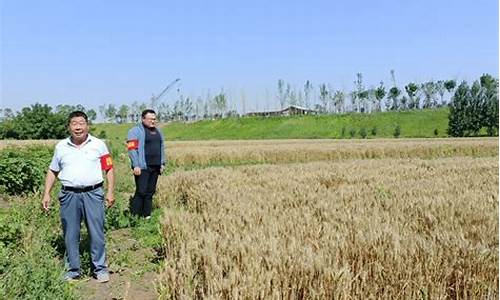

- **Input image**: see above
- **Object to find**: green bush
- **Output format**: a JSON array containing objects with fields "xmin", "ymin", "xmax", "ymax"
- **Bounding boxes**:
[
  {"xmin": 0, "ymin": 146, "xmax": 53, "ymax": 195},
  {"xmin": 359, "ymin": 127, "xmax": 367, "ymax": 139},
  {"xmin": 349, "ymin": 128, "xmax": 356, "ymax": 138},
  {"xmin": 371, "ymin": 126, "xmax": 378, "ymax": 136},
  {"xmin": 0, "ymin": 104, "xmax": 68, "ymax": 140},
  {"xmin": 394, "ymin": 125, "xmax": 401, "ymax": 138}
]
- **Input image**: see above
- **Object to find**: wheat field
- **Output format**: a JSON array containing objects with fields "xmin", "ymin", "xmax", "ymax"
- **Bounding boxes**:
[
  {"xmin": 165, "ymin": 138, "xmax": 498, "ymax": 167},
  {"xmin": 155, "ymin": 139, "xmax": 498, "ymax": 299}
]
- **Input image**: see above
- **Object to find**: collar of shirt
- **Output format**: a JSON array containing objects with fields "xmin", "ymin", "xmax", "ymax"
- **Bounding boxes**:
[{"xmin": 66, "ymin": 134, "xmax": 93, "ymax": 148}]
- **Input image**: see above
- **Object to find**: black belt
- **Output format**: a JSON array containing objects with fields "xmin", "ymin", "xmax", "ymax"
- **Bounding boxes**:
[{"xmin": 62, "ymin": 182, "xmax": 103, "ymax": 193}]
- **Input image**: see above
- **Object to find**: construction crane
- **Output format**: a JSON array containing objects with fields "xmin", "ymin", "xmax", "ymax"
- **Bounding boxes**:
[{"xmin": 150, "ymin": 78, "xmax": 181, "ymax": 111}]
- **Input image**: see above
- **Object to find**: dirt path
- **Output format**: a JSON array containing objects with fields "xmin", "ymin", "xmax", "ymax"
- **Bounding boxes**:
[{"xmin": 74, "ymin": 228, "xmax": 160, "ymax": 300}]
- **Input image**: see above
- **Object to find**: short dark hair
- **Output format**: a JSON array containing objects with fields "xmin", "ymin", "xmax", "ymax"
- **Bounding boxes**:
[
  {"xmin": 141, "ymin": 109, "xmax": 156, "ymax": 118},
  {"xmin": 68, "ymin": 111, "xmax": 88, "ymax": 124}
]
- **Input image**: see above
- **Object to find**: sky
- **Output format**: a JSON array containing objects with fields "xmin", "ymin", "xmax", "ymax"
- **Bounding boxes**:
[{"xmin": 1, "ymin": 0, "xmax": 498, "ymax": 113}]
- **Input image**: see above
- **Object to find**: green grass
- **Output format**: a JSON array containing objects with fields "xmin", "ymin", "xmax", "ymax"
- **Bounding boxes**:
[{"xmin": 94, "ymin": 108, "xmax": 450, "ymax": 141}]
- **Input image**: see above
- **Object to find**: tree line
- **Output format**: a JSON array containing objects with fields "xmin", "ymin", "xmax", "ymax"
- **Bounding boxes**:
[
  {"xmin": 278, "ymin": 71, "xmax": 459, "ymax": 113},
  {"xmin": 0, "ymin": 104, "xmax": 97, "ymax": 139},
  {"xmin": 448, "ymin": 74, "xmax": 498, "ymax": 137},
  {"xmin": 0, "ymin": 73, "xmax": 497, "ymax": 139}
]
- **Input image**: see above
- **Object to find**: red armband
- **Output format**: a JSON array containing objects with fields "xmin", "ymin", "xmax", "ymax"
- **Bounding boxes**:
[
  {"xmin": 100, "ymin": 154, "xmax": 113, "ymax": 170},
  {"xmin": 127, "ymin": 139, "xmax": 139, "ymax": 150}
]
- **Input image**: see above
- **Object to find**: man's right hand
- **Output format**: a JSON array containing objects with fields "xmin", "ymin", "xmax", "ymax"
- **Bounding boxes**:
[
  {"xmin": 42, "ymin": 194, "xmax": 51, "ymax": 212},
  {"xmin": 133, "ymin": 167, "xmax": 141, "ymax": 176}
]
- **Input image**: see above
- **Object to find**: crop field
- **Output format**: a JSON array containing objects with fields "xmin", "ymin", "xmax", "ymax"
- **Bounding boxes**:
[
  {"xmin": 153, "ymin": 138, "xmax": 498, "ymax": 299},
  {"xmin": 0, "ymin": 138, "xmax": 497, "ymax": 299},
  {"xmin": 165, "ymin": 138, "xmax": 498, "ymax": 168}
]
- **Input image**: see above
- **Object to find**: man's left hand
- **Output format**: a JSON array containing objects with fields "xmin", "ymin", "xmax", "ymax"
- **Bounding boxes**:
[{"xmin": 106, "ymin": 192, "xmax": 114, "ymax": 208}]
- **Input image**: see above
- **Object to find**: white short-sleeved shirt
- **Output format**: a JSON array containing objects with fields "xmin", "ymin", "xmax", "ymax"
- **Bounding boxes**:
[{"xmin": 49, "ymin": 134, "xmax": 111, "ymax": 187}]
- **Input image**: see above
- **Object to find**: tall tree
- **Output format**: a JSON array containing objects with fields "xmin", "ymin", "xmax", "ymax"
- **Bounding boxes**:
[
  {"xmin": 333, "ymin": 90, "xmax": 345, "ymax": 113},
  {"xmin": 184, "ymin": 97, "xmax": 193, "ymax": 119},
  {"xmin": 2, "ymin": 108, "xmax": 14, "ymax": 120},
  {"xmin": 421, "ymin": 81, "xmax": 438, "ymax": 108},
  {"xmin": 319, "ymin": 84, "xmax": 329, "ymax": 113},
  {"xmin": 374, "ymin": 82, "xmax": 386, "ymax": 112},
  {"xmin": 277, "ymin": 79, "xmax": 286, "ymax": 109},
  {"xmin": 436, "ymin": 80, "xmax": 446, "ymax": 106},
  {"xmin": 467, "ymin": 81, "xmax": 485, "ymax": 135},
  {"xmin": 104, "ymin": 104, "xmax": 117, "ymax": 123},
  {"xmin": 117, "ymin": 104, "xmax": 129, "ymax": 123},
  {"xmin": 354, "ymin": 73, "xmax": 368, "ymax": 112},
  {"xmin": 448, "ymin": 81, "xmax": 469, "ymax": 137},
  {"xmin": 387, "ymin": 87, "xmax": 401, "ymax": 110},
  {"xmin": 288, "ymin": 88, "xmax": 298, "ymax": 106},
  {"xmin": 86, "ymin": 109, "xmax": 97, "ymax": 122},
  {"xmin": 157, "ymin": 103, "xmax": 171, "ymax": 122},
  {"xmin": 405, "ymin": 82, "xmax": 420, "ymax": 109},
  {"xmin": 304, "ymin": 80, "xmax": 313, "ymax": 109},
  {"xmin": 444, "ymin": 80, "xmax": 457, "ymax": 94},
  {"xmin": 213, "ymin": 90, "xmax": 227, "ymax": 117},
  {"xmin": 387, "ymin": 70, "xmax": 401, "ymax": 110},
  {"xmin": 480, "ymin": 74, "xmax": 499, "ymax": 136}
]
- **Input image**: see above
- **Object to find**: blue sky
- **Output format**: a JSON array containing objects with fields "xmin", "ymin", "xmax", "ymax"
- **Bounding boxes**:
[{"xmin": 1, "ymin": 0, "xmax": 498, "ymax": 112}]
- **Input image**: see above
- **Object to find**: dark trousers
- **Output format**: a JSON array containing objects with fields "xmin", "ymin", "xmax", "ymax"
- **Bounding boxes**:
[{"xmin": 131, "ymin": 166, "xmax": 160, "ymax": 217}]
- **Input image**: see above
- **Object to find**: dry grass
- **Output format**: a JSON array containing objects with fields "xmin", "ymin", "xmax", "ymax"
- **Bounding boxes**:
[
  {"xmin": 165, "ymin": 138, "xmax": 498, "ymax": 167},
  {"xmin": 156, "ymin": 155, "xmax": 498, "ymax": 299}
]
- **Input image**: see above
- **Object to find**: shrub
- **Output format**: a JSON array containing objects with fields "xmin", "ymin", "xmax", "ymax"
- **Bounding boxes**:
[
  {"xmin": 340, "ymin": 127, "xmax": 346, "ymax": 138},
  {"xmin": 349, "ymin": 128, "xmax": 356, "ymax": 138},
  {"xmin": 0, "ymin": 196, "xmax": 76, "ymax": 299},
  {"xmin": 394, "ymin": 125, "xmax": 401, "ymax": 138},
  {"xmin": 371, "ymin": 126, "xmax": 378, "ymax": 136},
  {"xmin": 359, "ymin": 128, "xmax": 367, "ymax": 139},
  {"xmin": 0, "ymin": 146, "xmax": 53, "ymax": 195}
]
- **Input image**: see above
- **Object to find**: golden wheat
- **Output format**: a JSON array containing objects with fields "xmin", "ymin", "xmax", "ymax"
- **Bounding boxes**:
[
  {"xmin": 165, "ymin": 138, "xmax": 498, "ymax": 167},
  {"xmin": 156, "ymin": 155, "xmax": 498, "ymax": 299}
]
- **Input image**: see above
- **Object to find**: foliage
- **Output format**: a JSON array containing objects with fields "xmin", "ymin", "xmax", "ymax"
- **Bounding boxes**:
[
  {"xmin": 349, "ymin": 128, "xmax": 356, "ymax": 138},
  {"xmin": 359, "ymin": 127, "xmax": 367, "ymax": 139},
  {"xmin": 0, "ymin": 196, "xmax": 76, "ymax": 299},
  {"xmin": 0, "ymin": 146, "xmax": 53, "ymax": 195},
  {"xmin": 393, "ymin": 124, "xmax": 401, "ymax": 138},
  {"xmin": 448, "ymin": 74, "xmax": 498, "ymax": 137},
  {"xmin": 0, "ymin": 103, "xmax": 67, "ymax": 140}
]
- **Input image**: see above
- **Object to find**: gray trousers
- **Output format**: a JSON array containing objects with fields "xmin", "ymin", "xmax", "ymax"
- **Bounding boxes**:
[{"xmin": 58, "ymin": 187, "xmax": 107, "ymax": 276}]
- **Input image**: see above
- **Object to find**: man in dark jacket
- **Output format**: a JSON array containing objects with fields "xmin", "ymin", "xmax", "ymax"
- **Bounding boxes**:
[{"xmin": 127, "ymin": 109, "xmax": 166, "ymax": 218}]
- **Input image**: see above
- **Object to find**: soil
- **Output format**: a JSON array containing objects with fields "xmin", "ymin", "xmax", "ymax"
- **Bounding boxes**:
[{"xmin": 73, "ymin": 228, "xmax": 160, "ymax": 300}]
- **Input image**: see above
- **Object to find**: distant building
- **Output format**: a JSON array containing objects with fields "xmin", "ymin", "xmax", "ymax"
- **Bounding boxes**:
[{"xmin": 246, "ymin": 105, "xmax": 318, "ymax": 117}]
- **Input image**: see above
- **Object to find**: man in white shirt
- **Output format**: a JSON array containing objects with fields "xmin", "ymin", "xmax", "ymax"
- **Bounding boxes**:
[{"xmin": 42, "ymin": 111, "xmax": 114, "ymax": 283}]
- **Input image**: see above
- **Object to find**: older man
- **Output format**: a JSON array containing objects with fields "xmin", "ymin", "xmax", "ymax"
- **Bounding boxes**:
[{"xmin": 42, "ymin": 111, "xmax": 114, "ymax": 282}]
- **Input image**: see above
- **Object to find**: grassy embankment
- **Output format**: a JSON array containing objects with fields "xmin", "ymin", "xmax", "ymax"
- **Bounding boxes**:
[{"xmin": 95, "ymin": 108, "xmax": 450, "ymax": 141}]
